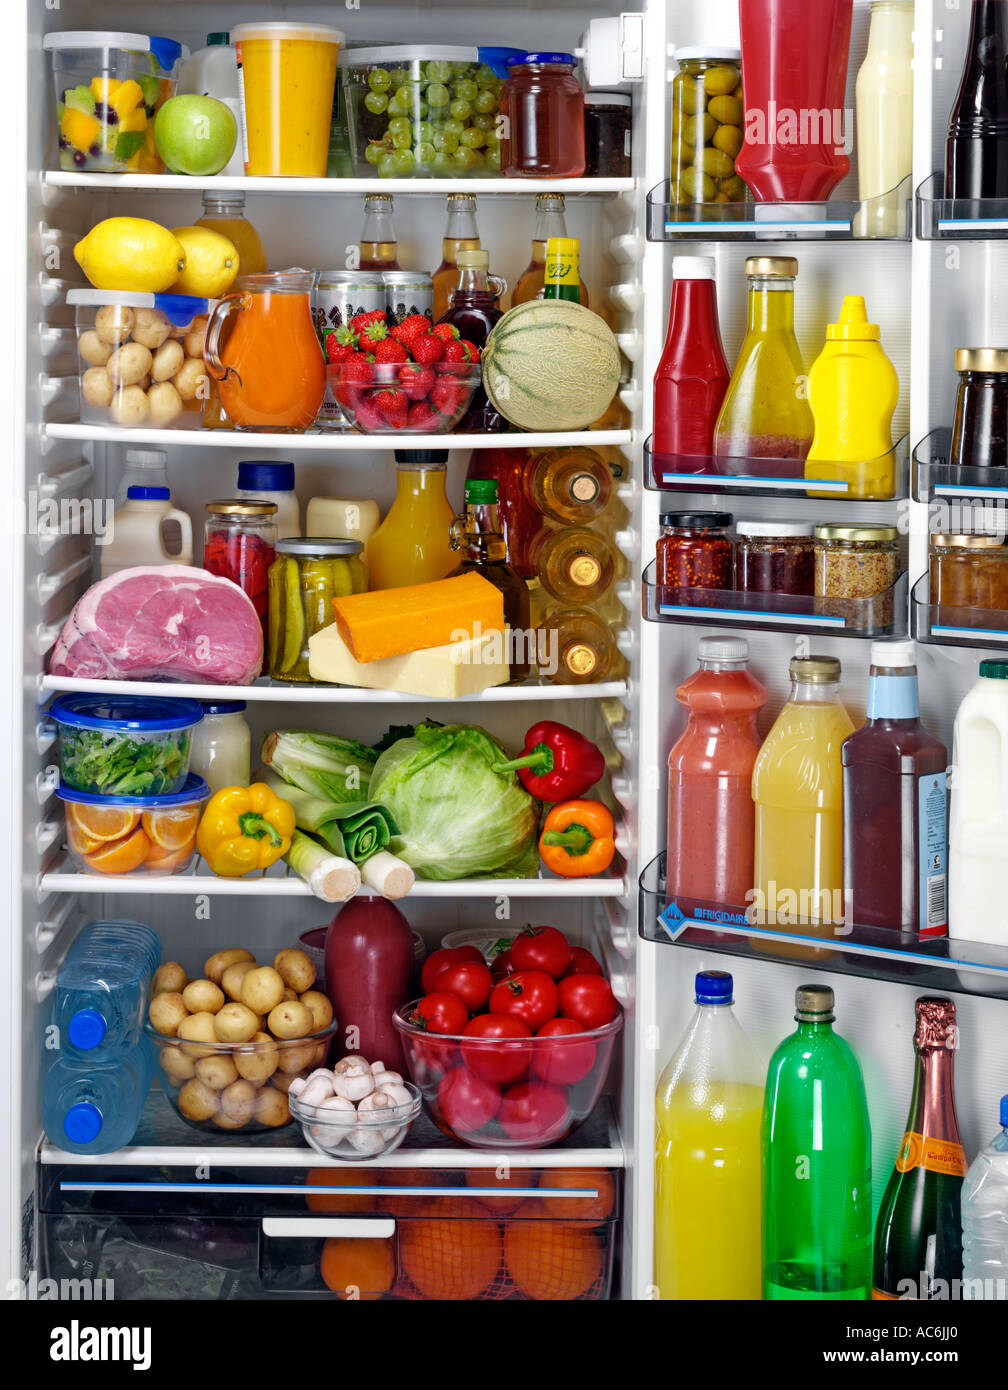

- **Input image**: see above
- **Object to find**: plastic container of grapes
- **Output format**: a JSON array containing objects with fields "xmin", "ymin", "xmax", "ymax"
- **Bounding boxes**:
[{"xmin": 340, "ymin": 46, "xmax": 506, "ymax": 178}]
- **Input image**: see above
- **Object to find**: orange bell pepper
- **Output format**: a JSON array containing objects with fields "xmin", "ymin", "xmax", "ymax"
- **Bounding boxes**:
[{"xmin": 539, "ymin": 800, "xmax": 616, "ymax": 878}]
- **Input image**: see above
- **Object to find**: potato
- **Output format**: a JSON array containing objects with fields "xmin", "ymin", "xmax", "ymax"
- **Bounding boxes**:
[
  {"xmin": 221, "ymin": 960, "xmax": 258, "ymax": 1001},
  {"xmin": 277, "ymin": 1041, "xmax": 318, "ymax": 1075},
  {"xmin": 195, "ymin": 1054, "xmax": 239, "ymax": 1090},
  {"xmin": 182, "ymin": 979, "xmax": 226, "ymax": 1015},
  {"xmin": 273, "ymin": 948, "xmax": 315, "ymax": 994},
  {"xmin": 131, "ymin": 307, "xmax": 172, "ymax": 350},
  {"xmin": 173, "ymin": 356, "xmax": 209, "ymax": 401},
  {"xmin": 241, "ymin": 966, "xmax": 285, "ymax": 1016},
  {"xmin": 282, "ymin": 986, "xmax": 298, "ymax": 1002},
  {"xmin": 205, "ymin": 947, "xmax": 255, "ymax": 984},
  {"xmin": 147, "ymin": 381, "xmax": 184, "ymax": 427},
  {"xmin": 81, "ymin": 366, "xmax": 114, "ymax": 410},
  {"xmin": 159, "ymin": 1045, "xmax": 196, "ymax": 1083},
  {"xmin": 109, "ymin": 384, "xmax": 149, "ymax": 426},
  {"xmin": 234, "ymin": 1031, "xmax": 279, "ymax": 1085},
  {"xmin": 268, "ymin": 999, "xmax": 315, "ymax": 1040},
  {"xmin": 212, "ymin": 1110, "xmax": 248, "ymax": 1130},
  {"xmin": 153, "ymin": 962, "xmax": 186, "ymax": 996},
  {"xmin": 150, "ymin": 339, "xmax": 184, "ymax": 382},
  {"xmin": 214, "ymin": 1001, "xmax": 259, "ymax": 1043},
  {"xmin": 78, "ymin": 330, "xmax": 113, "ymax": 367},
  {"xmin": 307, "ymin": 1041, "xmax": 328, "ymax": 1068},
  {"xmin": 94, "ymin": 304, "xmax": 134, "ymax": 345},
  {"xmin": 269, "ymin": 1069, "xmax": 297, "ymax": 1094},
  {"xmin": 148, "ymin": 992, "xmax": 188, "ymax": 1038},
  {"xmin": 107, "ymin": 342, "xmax": 152, "ymax": 387},
  {"xmin": 299, "ymin": 990, "xmax": 334, "ymax": 1032},
  {"xmin": 254, "ymin": 1087, "xmax": 290, "ymax": 1128},
  {"xmin": 177, "ymin": 1010, "xmax": 218, "ymax": 1058},
  {"xmin": 220, "ymin": 1078, "xmax": 257, "ymax": 1121},
  {"xmin": 183, "ymin": 316, "xmax": 208, "ymax": 358},
  {"xmin": 177, "ymin": 1077, "xmax": 220, "ymax": 1122}
]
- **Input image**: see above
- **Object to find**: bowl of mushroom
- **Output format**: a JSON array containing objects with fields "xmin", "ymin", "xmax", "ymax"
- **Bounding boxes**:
[{"xmin": 288, "ymin": 1056, "xmax": 422, "ymax": 1160}]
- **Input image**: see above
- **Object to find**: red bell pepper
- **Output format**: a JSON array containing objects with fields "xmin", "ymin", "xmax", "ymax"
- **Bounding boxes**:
[{"xmin": 493, "ymin": 720, "xmax": 606, "ymax": 803}]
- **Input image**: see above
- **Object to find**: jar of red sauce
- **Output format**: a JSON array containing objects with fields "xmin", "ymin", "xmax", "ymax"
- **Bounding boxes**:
[
  {"xmin": 656, "ymin": 512, "xmax": 734, "ymax": 590},
  {"xmin": 500, "ymin": 52, "xmax": 586, "ymax": 178},
  {"xmin": 204, "ymin": 500, "xmax": 278, "ymax": 629}
]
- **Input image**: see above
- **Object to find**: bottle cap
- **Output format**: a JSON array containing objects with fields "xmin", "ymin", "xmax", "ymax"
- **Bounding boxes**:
[
  {"xmin": 870, "ymin": 639, "xmax": 916, "ymax": 669},
  {"xmin": 795, "ymin": 986, "xmax": 835, "ymax": 1022},
  {"xmin": 200, "ymin": 701, "xmax": 247, "ymax": 715},
  {"xmin": 673, "ymin": 46, "xmax": 741, "ymax": 62},
  {"xmin": 64, "ymin": 1102, "xmax": 103, "ymax": 1146},
  {"xmin": 981, "ymin": 659, "xmax": 1008, "ymax": 680},
  {"xmin": 274, "ymin": 537, "xmax": 363, "ymax": 556},
  {"xmin": 698, "ymin": 636, "xmax": 749, "ymax": 663},
  {"xmin": 736, "ymin": 521, "xmax": 814, "ymax": 539},
  {"xmin": 237, "ymin": 461, "xmax": 296, "ymax": 493},
  {"xmin": 126, "ymin": 485, "xmax": 170, "ymax": 501},
  {"xmin": 67, "ymin": 1009, "xmax": 108, "ymax": 1051},
  {"xmin": 826, "ymin": 296, "xmax": 881, "ymax": 342},
  {"xmin": 745, "ymin": 256, "xmax": 798, "ymax": 278},
  {"xmin": 465, "ymin": 479, "xmax": 498, "ymax": 504},
  {"xmin": 206, "ymin": 31, "xmax": 230, "ymax": 45},
  {"xmin": 672, "ymin": 256, "xmax": 716, "ymax": 282},
  {"xmin": 395, "ymin": 450, "xmax": 449, "ymax": 467},
  {"xmin": 205, "ymin": 499, "xmax": 278, "ymax": 516},
  {"xmin": 955, "ymin": 349, "xmax": 1008, "ymax": 374},
  {"xmin": 1001, "ymin": 1094, "xmax": 1008, "ymax": 1129},
  {"xmin": 790, "ymin": 656, "xmax": 842, "ymax": 683},
  {"xmin": 660, "ymin": 512, "xmax": 732, "ymax": 529},
  {"xmin": 695, "ymin": 970, "xmax": 733, "ymax": 1004},
  {"xmin": 814, "ymin": 524, "xmax": 899, "ymax": 542}
]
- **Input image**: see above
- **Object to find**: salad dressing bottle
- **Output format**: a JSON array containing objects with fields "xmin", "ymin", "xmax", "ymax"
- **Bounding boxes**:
[{"xmin": 449, "ymin": 479, "xmax": 531, "ymax": 683}]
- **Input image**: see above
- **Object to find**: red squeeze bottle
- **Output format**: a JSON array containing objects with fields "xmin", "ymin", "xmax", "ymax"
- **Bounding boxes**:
[{"xmin": 652, "ymin": 256, "xmax": 729, "ymax": 482}]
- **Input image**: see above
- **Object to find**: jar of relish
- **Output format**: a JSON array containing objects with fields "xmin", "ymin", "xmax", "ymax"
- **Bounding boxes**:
[
  {"xmin": 204, "ymin": 500, "xmax": 278, "ymax": 629},
  {"xmin": 656, "ymin": 512, "xmax": 734, "ymax": 590}
]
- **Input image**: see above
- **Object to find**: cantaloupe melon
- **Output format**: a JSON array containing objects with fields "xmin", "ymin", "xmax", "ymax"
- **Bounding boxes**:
[{"xmin": 482, "ymin": 301, "xmax": 622, "ymax": 432}]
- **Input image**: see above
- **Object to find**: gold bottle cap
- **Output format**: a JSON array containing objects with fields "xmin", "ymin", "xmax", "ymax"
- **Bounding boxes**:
[
  {"xmin": 568, "ymin": 554, "xmax": 603, "ymax": 588},
  {"xmin": 930, "ymin": 533, "xmax": 1007, "ymax": 549},
  {"xmin": 814, "ymin": 525, "xmax": 899, "ymax": 542},
  {"xmin": 955, "ymin": 348, "xmax": 1008, "ymax": 374},
  {"xmin": 789, "ymin": 656, "xmax": 842, "ymax": 683},
  {"xmin": 745, "ymin": 256, "xmax": 798, "ymax": 277},
  {"xmin": 205, "ymin": 499, "xmax": 278, "ymax": 516}
]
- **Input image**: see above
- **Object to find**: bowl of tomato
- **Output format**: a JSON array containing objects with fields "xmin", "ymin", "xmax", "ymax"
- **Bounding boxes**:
[{"xmin": 393, "ymin": 938, "xmax": 622, "ymax": 1149}]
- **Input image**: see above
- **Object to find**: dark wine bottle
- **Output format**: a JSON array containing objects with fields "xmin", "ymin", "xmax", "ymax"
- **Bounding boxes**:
[{"xmin": 945, "ymin": 0, "xmax": 1008, "ymax": 200}]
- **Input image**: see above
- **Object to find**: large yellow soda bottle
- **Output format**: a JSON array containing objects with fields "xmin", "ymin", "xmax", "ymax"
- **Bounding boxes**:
[{"xmin": 654, "ymin": 970, "xmax": 764, "ymax": 1300}]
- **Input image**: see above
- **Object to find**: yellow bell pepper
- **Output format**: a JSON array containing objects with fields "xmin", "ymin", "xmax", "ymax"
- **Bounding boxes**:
[{"xmin": 196, "ymin": 783, "xmax": 296, "ymax": 878}]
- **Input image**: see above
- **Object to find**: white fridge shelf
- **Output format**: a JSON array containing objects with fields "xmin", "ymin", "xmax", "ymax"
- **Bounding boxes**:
[
  {"xmin": 42, "ymin": 171, "xmax": 636, "ymax": 197},
  {"xmin": 43, "ymin": 423, "xmax": 634, "ymax": 452},
  {"xmin": 41, "ymin": 674, "xmax": 628, "ymax": 704}
]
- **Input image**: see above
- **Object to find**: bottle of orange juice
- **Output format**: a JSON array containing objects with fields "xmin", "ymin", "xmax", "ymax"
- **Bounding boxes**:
[{"xmin": 365, "ymin": 452, "xmax": 457, "ymax": 590}]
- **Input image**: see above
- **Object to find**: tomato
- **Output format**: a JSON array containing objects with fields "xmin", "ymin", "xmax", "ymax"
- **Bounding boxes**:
[
  {"xmin": 510, "ymin": 925, "xmax": 573, "ymax": 980},
  {"xmin": 437, "ymin": 1065, "xmax": 500, "ymax": 1134},
  {"xmin": 561, "ymin": 947, "xmax": 605, "ymax": 979},
  {"xmin": 532, "ymin": 1017, "xmax": 597, "ymax": 1086},
  {"xmin": 498, "ymin": 1081, "xmax": 571, "ymax": 1145},
  {"xmin": 489, "ymin": 971, "xmax": 559, "ymax": 1032},
  {"xmin": 491, "ymin": 947, "xmax": 517, "ymax": 981},
  {"xmin": 410, "ymin": 991, "xmax": 469, "ymax": 1036},
  {"xmin": 461, "ymin": 1013, "xmax": 533, "ymax": 1085},
  {"xmin": 436, "ymin": 960, "xmax": 494, "ymax": 1013},
  {"xmin": 557, "ymin": 974, "xmax": 619, "ymax": 1029},
  {"xmin": 421, "ymin": 945, "xmax": 484, "ymax": 995}
]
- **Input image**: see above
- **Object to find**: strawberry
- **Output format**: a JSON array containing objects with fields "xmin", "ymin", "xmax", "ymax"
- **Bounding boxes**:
[
  {"xmin": 398, "ymin": 362, "xmax": 436, "ymax": 401},
  {"xmin": 443, "ymin": 339, "xmax": 474, "ymax": 364},
  {"xmin": 334, "ymin": 351, "xmax": 374, "ymax": 407},
  {"xmin": 353, "ymin": 391, "xmax": 389, "ymax": 432},
  {"xmin": 392, "ymin": 313, "xmax": 433, "ymax": 349},
  {"xmin": 457, "ymin": 339, "xmax": 481, "ymax": 363},
  {"xmin": 374, "ymin": 337, "xmax": 408, "ymax": 365},
  {"xmin": 407, "ymin": 399, "xmax": 440, "ymax": 431},
  {"xmin": 374, "ymin": 387, "xmax": 409, "ymax": 428},
  {"xmin": 431, "ymin": 322, "xmax": 461, "ymax": 342},
  {"xmin": 357, "ymin": 320, "xmax": 389, "ymax": 353},
  {"xmin": 411, "ymin": 333, "xmax": 445, "ymax": 365},
  {"xmin": 431, "ymin": 377, "xmax": 468, "ymax": 418},
  {"xmin": 325, "ymin": 326, "xmax": 357, "ymax": 364},
  {"xmin": 350, "ymin": 309, "xmax": 386, "ymax": 335}
]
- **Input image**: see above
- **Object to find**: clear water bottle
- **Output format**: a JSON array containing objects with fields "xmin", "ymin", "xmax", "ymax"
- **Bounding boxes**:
[
  {"xmin": 67, "ymin": 919, "xmax": 161, "ymax": 976},
  {"xmin": 962, "ymin": 1094, "xmax": 1008, "ymax": 1300},
  {"xmin": 43, "ymin": 1038, "xmax": 154, "ymax": 1155},
  {"xmin": 53, "ymin": 921, "xmax": 161, "ymax": 1057}
]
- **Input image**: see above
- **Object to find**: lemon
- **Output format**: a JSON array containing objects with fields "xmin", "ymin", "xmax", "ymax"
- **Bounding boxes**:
[
  {"xmin": 73, "ymin": 217, "xmax": 186, "ymax": 292},
  {"xmin": 169, "ymin": 226, "xmax": 240, "ymax": 298}
]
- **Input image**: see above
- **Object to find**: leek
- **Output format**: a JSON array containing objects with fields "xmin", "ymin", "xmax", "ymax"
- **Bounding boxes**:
[
  {"xmin": 261, "ymin": 729, "xmax": 377, "ymax": 804},
  {"xmin": 258, "ymin": 770, "xmax": 399, "ymax": 862},
  {"xmin": 286, "ymin": 829, "xmax": 360, "ymax": 902}
]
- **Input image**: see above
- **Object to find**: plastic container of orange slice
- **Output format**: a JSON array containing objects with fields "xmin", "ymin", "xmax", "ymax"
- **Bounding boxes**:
[{"xmin": 57, "ymin": 775, "xmax": 209, "ymax": 877}]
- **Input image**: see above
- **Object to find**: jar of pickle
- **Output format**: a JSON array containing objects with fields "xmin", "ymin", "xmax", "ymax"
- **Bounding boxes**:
[
  {"xmin": 670, "ymin": 48, "xmax": 748, "ymax": 210},
  {"xmin": 204, "ymin": 501, "xmax": 278, "ymax": 629},
  {"xmin": 268, "ymin": 537, "xmax": 368, "ymax": 683},
  {"xmin": 656, "ymin": 512, "xmax": 734, "ymax": 590},
  {"xmin": 929, "ymin": 533, "xmax": 1008, "ymax": 610}
]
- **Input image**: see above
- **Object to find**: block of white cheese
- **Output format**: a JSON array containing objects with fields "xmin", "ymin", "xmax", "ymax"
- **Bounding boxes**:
[{"xmin": 308, "ymin": 621, "xmax": 510, "ymax": 698}]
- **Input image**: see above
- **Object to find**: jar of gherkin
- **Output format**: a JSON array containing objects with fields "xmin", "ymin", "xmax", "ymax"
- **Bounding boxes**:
[
  {"xmin": 670, "ymin": 48, "xmax": 749, "ymax": 211},
  {"xmin": 268, "ymin": 538, "xmax": 368, "ymax": 682}
]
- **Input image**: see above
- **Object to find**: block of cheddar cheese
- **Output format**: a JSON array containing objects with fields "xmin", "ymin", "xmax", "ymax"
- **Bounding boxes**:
[
  {"xmin": 308, "ymin": 622, "xmax": 509, "ymax": 698},
  {"xmin": 329, "ymin": 572, "xmax": 505, "ymax": 664}
]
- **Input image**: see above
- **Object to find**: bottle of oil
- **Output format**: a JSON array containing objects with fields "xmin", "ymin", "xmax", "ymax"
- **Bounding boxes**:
[
  {"xmin": 449, "ymin": 479, "xmax": 530, "ymax": 683},
  {"xmin": 432, "ymin": 194, "xmax": 481, "ymax": 322},
  {"xmin": 359, "ymin": 194, "xmax": 399, "ymax": 271}
]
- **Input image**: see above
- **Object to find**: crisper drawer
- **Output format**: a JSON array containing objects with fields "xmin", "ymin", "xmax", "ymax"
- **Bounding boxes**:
[{"xmin": 39, "ymin": 1162, "xmax": 620, "ymax": 1301}]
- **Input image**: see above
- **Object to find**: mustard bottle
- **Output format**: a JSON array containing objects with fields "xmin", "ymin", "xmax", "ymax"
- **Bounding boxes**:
[{"xmin": 805, "ymin": 296, "xmax": 899, "ymax": 499}]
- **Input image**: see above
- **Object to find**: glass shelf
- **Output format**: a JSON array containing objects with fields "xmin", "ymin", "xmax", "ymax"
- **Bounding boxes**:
[
  {"xmin": 639, "ymin": 855, "xmax": 1008, "ymax": 999},
  {"xmin": 910, "ymin": 572, "xmax": 1008, "ymax": 650},
  {"xmin": 646, "ymin": 177, "xmax": 911, "ymax": 242},
  {"xmin": 916, "ymin": 172, "xmax": 1008, "ymax": 239},
  {"xmin": 912, "ymin": 428, "xmax": 1008, "ymax": 503},
  {"xmin": 642, "ymin": 560, "xmax": 907, "ymax": 639},
  {"xmin": 644, "ymin": 434, "xmax": 909, "ymax": 501}
]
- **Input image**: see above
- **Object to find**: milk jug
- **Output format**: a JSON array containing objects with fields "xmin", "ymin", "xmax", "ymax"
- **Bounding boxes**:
[
  {"xmin": 949, "ymin": 660, "xmax": 1008, "ymax": 946},
  {"xmin": 100, "ymin": 486, "xmax": 194, "ymax": 578}
]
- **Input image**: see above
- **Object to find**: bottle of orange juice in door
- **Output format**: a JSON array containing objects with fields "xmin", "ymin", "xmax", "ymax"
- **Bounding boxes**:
[
  {"xmin": 805, "ymin": 296, "xmax": 899, "ymax": 499},
  {"xmin": 365, "ymin": 452, "xmax": 457, "ymax": 590}
]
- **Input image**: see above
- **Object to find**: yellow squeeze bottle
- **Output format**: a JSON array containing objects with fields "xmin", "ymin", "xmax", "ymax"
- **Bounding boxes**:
[{"xmin": 804, "ymin": 296, "xmax": 899, "ymax": 499}]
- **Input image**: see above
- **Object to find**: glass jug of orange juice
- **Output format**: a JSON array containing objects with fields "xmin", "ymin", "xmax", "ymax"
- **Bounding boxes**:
[{"xmin": 204, "ymin": 270, "xmax": 325, "ymax": 432}]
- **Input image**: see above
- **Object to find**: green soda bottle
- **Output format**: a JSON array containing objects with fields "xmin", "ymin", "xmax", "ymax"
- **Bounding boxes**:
[{"xmin": 762, "ymin": 985, "xmax": 873, "ymax": 1299}]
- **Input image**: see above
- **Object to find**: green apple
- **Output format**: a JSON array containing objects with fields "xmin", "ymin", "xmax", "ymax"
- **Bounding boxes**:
[{"xmin": 153, "ymin": 95, "xmax": 237, "ymax": 177}]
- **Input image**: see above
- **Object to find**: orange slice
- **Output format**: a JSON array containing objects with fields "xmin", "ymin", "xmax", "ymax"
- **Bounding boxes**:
[
  {"xmin": 142, "ymin": 805, "xmax": 201, "ymax": 852},
  {"xmin": 68, "ymin": 801, "xmax": 141, "ymax": 844},
  {"xmin": 82, "ymin": 826, "xmax": 151, "ymax": 875},
  {"xmin": 66, "ymin": 816, "xmax": 104, "ymax": 857},
  {"xmin": 144, "ymin": 839, "xmax": 195, "ymax": 872}
]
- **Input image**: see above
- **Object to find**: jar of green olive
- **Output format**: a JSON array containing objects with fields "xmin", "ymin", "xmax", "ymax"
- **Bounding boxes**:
[
  {"xmin": 814, "ymin": 525, "xmax": 900, "ymax": 625},
  {"xmin": 670, "ymin": 48, "xmax": 749, "ymax": 210}
]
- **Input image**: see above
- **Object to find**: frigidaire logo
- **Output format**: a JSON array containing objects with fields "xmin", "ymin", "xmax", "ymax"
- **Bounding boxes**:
[{"xmin": 49, "ymin": 1319, "xmax": 151, "ymax": 1372}]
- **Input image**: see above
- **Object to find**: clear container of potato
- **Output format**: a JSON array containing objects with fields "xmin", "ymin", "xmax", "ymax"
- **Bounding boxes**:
[
  {"xmin": 67, "ymin": 289, "xmax": 214, "ymax": 430},
  {"xmin": 144, "ymin": 944, "xmax": 337, "ymax": 1135},
  {"xmin": 669, "ymin": 48, "xmax": 749, "ymax": 211}
]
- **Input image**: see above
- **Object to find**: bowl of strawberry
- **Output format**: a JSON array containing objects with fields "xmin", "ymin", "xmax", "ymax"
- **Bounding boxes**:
[
  {"xmin": 326, "ymin": 311, "xmax": 482, "ymax": 434},
  {"xmin": 392, "ymin": 927, "xmax": 622, "ymax": 1149}
]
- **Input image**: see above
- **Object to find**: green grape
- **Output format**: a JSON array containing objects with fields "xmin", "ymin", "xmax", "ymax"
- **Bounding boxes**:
[
  {"xmin": 367, "ymin": 67, "xmax": 392, "ymax": 93},
  {"xmin": 391, "ymin": 128, "xmax": 412, "ymax": 150},
  {"xmin": 386, "ymin": 90, "xmax": 408, "ymax": 115},
  {"xmin": 475, "ymin": 64, "xmax": 499, "ymax": 89},
  {"xmin": 472, "ymin": 112, "xmax": 495, "ymax": 132},
  {"xmin": 452, "ymin": 77, "xmax": 478, "ymax": 103},
  {"xmin": 449, "ymin": 98, "xmax": 472, "ymax": 123},
  {"xmin": 443, "ymin": 118, "xmax": 464, "ymax": 137},
  {"xmin": 378, "ymin": 151, "xmax": 398, "ymax": 176},
  {"xmin": 426, "ymin": 81, "xmax": 451, "ymax": 109},
  {"xmin": 452, "ymin": 146, "xmax": 478, "ymax": 170},
  {"xmin": 433, "ymin": 129, "xmax": 459, "ymax": 153},
  {"xmin": 415, "ymin": 141, "xmax": 436, "ymax": 164},
  {"xmin": 388, "ymin": 115, "xmax": 412, "ymax": 137},
  {"xmin": 459, "ymin": 127, "xmax": 485, "ymax": 149},
  {"xmin": 432, "ymin": 153, "xmax": 456, "ymax": 175},
  {"xmin": 417, "ymin": 120, "xmax": 434, "ymax": 143},
  {"xmin": 391, "ymin": 149, "xmax": 416, "ymax": 173},
  {"xmin": 388, "ymin": 67, "xmax": 408, "ymax": 88},
  {"xmin": 425, "ymin": 60, "xmax": 452, "ymax": 83},
  {"xmin": 417, "ymin": 99, "xmax": 428, "ymax": 118},
  {"xmin": 483, "ymin": 143, "xmax": 502, "ymax": 170},
  {"xmin": 474, "ymin": 89, "xmax": 498, "ymax": 115},
  {"xmin": 364, "ymin": 143, "xmax": 384, "ymax": 165},
  {"xmin": 364, "ymin": 91, "xmax": 389, "ymax": 115}
]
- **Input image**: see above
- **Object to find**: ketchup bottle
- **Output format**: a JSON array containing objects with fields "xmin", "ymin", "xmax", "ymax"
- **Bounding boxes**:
[{"xmin": 652, "ymin": 256, "xmax": 730, "ymax": 482}]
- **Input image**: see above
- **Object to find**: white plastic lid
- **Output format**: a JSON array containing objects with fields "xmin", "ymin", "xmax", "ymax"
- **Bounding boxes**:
[
  {"xmin": 673, "ymin": 46, "xmax": 741, "ymax": 62},
  {"xmin": 672, "ymin": 255, "xmax": 716, "ymax": 280},
  {"xmin": 230, "ymin": 23, "xmax": 344, "ymax": 45},
  {"xmin": 737, "ymin": 521, "xmax": 815, "ymax": 539},
  {"xmin": 698, "ymin": 636, "xmax": 749, "ymax": 663},
  {"xmin": 586, "ymin": 92, "xmax": 632, "ymax": 106},
  {"xmin": 340, "ymin": 46, "xmax": 478, "ymax": 66},
  {"xmin": 124, "ymin": 448, "xmax": 167, "ymax": 467},
  {"xmin": 870, "ymin": 639, "xmax": 917, "ymax": 668}
]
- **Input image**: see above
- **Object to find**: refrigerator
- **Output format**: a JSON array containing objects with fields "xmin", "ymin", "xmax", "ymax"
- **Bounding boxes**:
[{"xmin": 5, "ymin": 0, "xmax": 1007, "ymax": 1306}]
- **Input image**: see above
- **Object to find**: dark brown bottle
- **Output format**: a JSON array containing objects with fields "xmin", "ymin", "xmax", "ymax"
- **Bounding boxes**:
[
  {"xmin": 449, "ymin": 478, "xmax": 531, "ymax": 683},
  {"xmin": 946, "ymin": 0, "xmax": 1008, "ymax": 200}
]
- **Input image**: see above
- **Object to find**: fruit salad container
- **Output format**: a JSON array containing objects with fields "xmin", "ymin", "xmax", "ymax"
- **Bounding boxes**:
[
  {"xmin": 393, "ymin": 1003, "xmax": 623, "ymax": 1149},
  {"xmin": 341, "ymin": 47, "xmax": 505, "ymax": 178},
  {"xmin": 44, "ymin": 32, "xmax": 187, "ymax": 175},
  {"xmin": 145, "ymin": 1020, "xmax": 339, "ymax": 1136},
  {"xmin": 50, "ymin": 693, "xmax": 204, "ymax": 796},
  {"xmin": 68, "ymin": 290, "xmax": 213, "ymax": 430},
  {"xmin": 329, "ymin": 360, "xmax": 481, "ymax": 433},
  {"xmin": 290, "ymin": 1084, "xmax": 422, "ymax": 1160},
  {"xmin": 57, "ymin": 775, "xmax": 209, "ymax": 877}
]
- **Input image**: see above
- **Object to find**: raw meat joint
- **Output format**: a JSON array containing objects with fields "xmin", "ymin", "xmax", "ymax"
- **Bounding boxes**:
[{"xmin": 49, "ymin": 566, "xmax": 263, "ymax": 684}]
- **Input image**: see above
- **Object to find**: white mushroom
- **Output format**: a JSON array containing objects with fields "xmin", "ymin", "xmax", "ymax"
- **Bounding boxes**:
[
  {"xmin": 370, "ymin": 1069, "xmax": 404, "ymax": 1090},
  {"xmin": 346, "ymin": 1126, "xmax": 385, "ymax": 1156},
  {"xmin": 299, "ymin": 1075, "xmax": 337, "ymax": 1108},
  {"xmin": 332, "ymin": 1069, "xmax": 375, "ymax": 1103},
  {"xmin": 309, "ymin": 1093, "xmax": 356, "ymax": 1144},
  {"xmin": 334, "ymin": 1055, "xmax": 370, "ymax": 1077},
  {"xmin": 376, "ymin": 1082, "xmax": 413, "ymax": 1109},
  {"xmin": 287, "ymin": 1076, "xmax": 308, "ymax": 1098},
  {"xmin": 370, "ymin": 1061, "xmax": 386, "ymax": 1074},
  {"xmin": 357, "ymin": 1090, "xmax": 394, "ymax": 1116}
]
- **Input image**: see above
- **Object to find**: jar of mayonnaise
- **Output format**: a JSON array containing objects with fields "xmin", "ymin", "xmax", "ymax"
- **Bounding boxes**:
[{"xmin": 188, "ymin": 701, "xmax": 251, "ymax": 792}]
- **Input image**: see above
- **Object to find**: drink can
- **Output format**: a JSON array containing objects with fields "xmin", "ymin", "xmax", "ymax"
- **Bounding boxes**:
[
  {"xmin": 383, "ymin": 270, "xmax": 434, "ymax": 329},
  {"xmin": 313, "ymin": 270, "xmax": 386, "ymax": 430}
]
